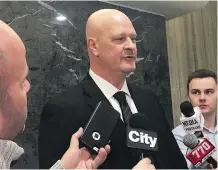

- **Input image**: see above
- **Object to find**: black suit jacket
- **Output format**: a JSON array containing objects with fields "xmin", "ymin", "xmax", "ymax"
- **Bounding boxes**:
[{"xmin": 38, "ymin": 74, "xmax": 188, "ymax": 169}]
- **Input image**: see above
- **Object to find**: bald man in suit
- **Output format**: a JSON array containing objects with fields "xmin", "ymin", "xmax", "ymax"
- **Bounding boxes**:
[{"xmin": 38, "ymin": 9, "xmax": 188, "ymax": 169}]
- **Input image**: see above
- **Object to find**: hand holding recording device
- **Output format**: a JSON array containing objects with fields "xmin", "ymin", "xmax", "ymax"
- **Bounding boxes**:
[{"xmin": 79, "ymin": 101, "xmax": 120, "ymax": 154}]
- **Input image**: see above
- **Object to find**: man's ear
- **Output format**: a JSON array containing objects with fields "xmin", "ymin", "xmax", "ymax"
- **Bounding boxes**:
[{"xmin": 87, "ymin": 38, "xmax": 99, "ymax": 57}]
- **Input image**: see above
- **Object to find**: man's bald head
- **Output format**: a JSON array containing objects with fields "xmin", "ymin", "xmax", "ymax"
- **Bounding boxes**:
[
  {"xmin": 0, "ymin": 20, "xmax": 25, "ymax": 67},
  {"xmin": 85, "ymin": 9, "xmax": 137, "ymax": 87},
  {"xmin": 0, "ymin": 20, "xmax": 26, "ymax": 102},
  {"xmin": 86, "ymin": 9, "xmax": 132, "ymax": 40},
  {"xmin": 0, "ymin": 21, "xmax": 30, "ymax": 140},
  {"xmin": 0, "ymin": 20, "xmax": 24, "ymax": 43}
]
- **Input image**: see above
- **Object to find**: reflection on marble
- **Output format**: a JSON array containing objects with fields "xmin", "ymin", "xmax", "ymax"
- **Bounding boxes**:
[{"xmin": 0, "ymin": 1, "xmax": 172, "ymax": 168}]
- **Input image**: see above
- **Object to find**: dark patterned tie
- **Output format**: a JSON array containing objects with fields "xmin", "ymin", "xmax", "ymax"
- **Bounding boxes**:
[{"xmin": 113, "ymin": 91, "xmax": 132, "ymax": 123}]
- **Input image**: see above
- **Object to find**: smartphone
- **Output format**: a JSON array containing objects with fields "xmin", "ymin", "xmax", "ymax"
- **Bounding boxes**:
[{"xmin": 79, "ymin": 101, "xmax": 120, "ymax": 154}]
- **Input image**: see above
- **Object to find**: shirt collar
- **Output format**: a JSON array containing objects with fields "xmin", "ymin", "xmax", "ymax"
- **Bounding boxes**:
[
  {"xmin": 89, "ymin": 69, "xmax": 131, "ymax": 99},
  {"xmin": 203, "ymin": 115, "xmax": 217, "ymax": 133}
]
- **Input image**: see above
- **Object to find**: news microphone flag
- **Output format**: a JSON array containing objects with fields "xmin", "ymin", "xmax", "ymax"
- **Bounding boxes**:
[{"xmin": 180, "ymin": 101, "xmax": 204, "ymax": 134}]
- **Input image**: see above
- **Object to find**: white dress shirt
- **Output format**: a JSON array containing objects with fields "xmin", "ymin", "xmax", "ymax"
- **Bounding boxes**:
[{"xmin": 89, "ymin": 69, "xmax": 138, "ymax": 120}]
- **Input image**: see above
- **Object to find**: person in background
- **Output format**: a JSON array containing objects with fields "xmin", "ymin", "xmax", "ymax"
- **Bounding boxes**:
[{"xmin": 173, "ymin": 69, "xmax": 217, "ymax": 169}]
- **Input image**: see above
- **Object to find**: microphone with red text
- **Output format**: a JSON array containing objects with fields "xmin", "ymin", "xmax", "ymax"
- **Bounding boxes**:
[
  {"xmin": 126, "ymin": 113, "xmax": 158, "ymax": 163},
  {"xmin": 180, "ymin": 101, "xmax": 204, "ymax": 137},
  {"xmin": 183, "ymin": 134, "xmax": 217, "ymax": 168}
]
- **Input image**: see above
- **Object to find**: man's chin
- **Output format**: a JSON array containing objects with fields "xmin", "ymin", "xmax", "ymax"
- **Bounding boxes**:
[
  {"xmin": 122, "ymin": 68, "xmax": 136, "ymax": 75},
  {"xmin": 201, "ymin": 110, "xmax": 213, "ymax": 116}
]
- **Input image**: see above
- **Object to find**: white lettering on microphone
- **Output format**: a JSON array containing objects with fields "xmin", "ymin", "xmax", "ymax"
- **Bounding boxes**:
[
  {"xmin": 129, "ymin": 130, "xmax": 157, "ymax": 148},
  {"xmin": 129, "ymin": 131, "xmax": 140, "ymax": 142}
]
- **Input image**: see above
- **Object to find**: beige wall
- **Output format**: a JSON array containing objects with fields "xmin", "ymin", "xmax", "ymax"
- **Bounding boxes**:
[{"xmin": 166, "ymin": 1, "xmax": 217, "ymax": 127}]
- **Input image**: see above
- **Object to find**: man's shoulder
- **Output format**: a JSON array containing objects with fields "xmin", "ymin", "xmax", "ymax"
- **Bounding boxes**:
[
  {"xmin": 172, "ymin": 124, "xmax": 185, "ymax": 133},
  {"xmin": 172, "ymin": 124, "xmax": 186, "ymax": 139},
  {"xmin": 46, "ymin": 82, "xmax": 84, "ymax": 108},
  {"xmin": 128, "ymin": 83, "xmax": 156, "ymax": 97}
]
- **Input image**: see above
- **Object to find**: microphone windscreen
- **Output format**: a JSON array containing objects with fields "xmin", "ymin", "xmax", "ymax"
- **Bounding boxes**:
[
  {"xmin": 180, "ymin": 101, "xmax": 195, "ymax": 117},
  {"xmin": 183, "ymin": 133, "xmax": 199, "ymax": 149},
  {"xmin": 128, "ymin": 113, "xmax": 148, "ymax": 129},
  {"xmin": 127, "ymin": 113, "xmax": 158, "ymax": 165}
]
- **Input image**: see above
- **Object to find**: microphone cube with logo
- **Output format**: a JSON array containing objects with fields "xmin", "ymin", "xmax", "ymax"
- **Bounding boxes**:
[
  {"xmin": 126, "ymin": 126, "xmax": 158, "ymax": 151},
  {"xmin": 180, "ymin": 101, "xmax": 204, "ymax": 134},
  {"xmin": 183, "ymin": 134, "xmax": 217, "ymax": 168}
]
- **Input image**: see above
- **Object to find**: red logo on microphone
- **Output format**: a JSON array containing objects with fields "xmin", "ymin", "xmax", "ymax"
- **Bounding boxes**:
[{"xmin": 186, "ymin": 138, "xmax": 215, "ymax": 167}]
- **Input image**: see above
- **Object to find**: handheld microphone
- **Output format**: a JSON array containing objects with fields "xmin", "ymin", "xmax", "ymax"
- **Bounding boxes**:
[
  {"xmin": 183, "ymin": 134, "xmax": 217, "ymax": 168},
  {"xmin": 180, "ymin": 101, "xmax": 204, "ymax": 137},
  {"xmin": 127, "ymin": 113, "xmax": 158, "ymax": 162}
]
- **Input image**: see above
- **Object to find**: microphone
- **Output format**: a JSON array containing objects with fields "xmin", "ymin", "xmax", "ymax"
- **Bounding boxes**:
[
  {"xmin": 183, "ymin": 134, "xmax": 217, "ymax": 168},
  {"xmin": 79, "ymin": 101, "xmax": 120, "ymax": 154},
  {"xmin": 126, "ymin": 113, "xmax": 158, "ymax": 162},
  {"xmin": 180, "ymin": 101, "xmax": 204, "ymax": 137}
]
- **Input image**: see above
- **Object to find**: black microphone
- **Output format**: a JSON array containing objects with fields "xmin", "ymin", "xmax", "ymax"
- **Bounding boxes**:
[
  {"xmin": 183, "ymin": 134, "xmax": 217, "ymax": 168},
  {"xmin": 127, "ymin": 113, "xmax": 158, "ymax": 163},
  {"xmin": 180, "ymin": 101, "xmax": 204, "ymax": 137},
  {"xmin": 79, "ymin": 101, "xmax": 120, "ymax": 154}
]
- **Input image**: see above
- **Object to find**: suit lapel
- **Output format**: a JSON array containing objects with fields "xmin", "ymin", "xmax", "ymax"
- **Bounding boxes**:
[
  {"xmin": 82, "ymin": 75, "xmax": 144, "ymax": 117},
  {"xmin": 127, "ymin": 83, "xmax": 144, "ymax": 113},
  {"xmin": 82, "ymin": 74, "xmax": 110, "ymax": 111}
]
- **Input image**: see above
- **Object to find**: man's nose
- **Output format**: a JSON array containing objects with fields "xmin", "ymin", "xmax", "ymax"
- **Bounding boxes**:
[
  {"xmin": 26, "ymin": 80, "xmax": 31, "ymax": 93},
  {"xmin": 125, "ymin": 37, "xmax": 136, "ymax": 50},
  {"xmin": 199, "ymin": 93, "xmax": 206, "ymax": 101}
]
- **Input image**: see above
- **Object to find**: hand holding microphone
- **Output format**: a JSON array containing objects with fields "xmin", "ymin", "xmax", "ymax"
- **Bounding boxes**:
[
  {"xmin": 126, "ymin": 113, "xmax": 158, "ymax": 168},
  {"xmin": 183, "ymin": 133, "xmax": 217, "ymax": 168},
  {"xmin": 133, "ymin": 157, "xmax": 155, "ymax": 170}
]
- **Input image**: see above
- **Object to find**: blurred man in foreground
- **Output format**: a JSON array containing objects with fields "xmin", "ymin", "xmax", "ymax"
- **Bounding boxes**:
[{"xmin": 0, "ymin": 20, "xmax": 109, "ymax": 169}]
